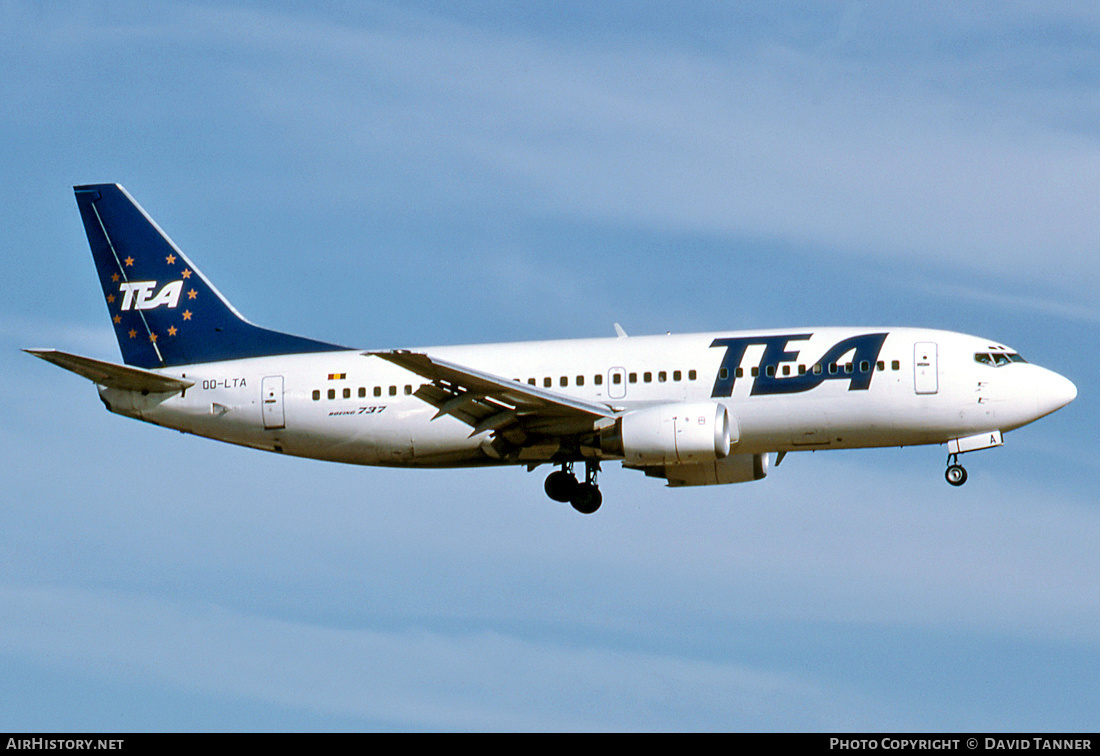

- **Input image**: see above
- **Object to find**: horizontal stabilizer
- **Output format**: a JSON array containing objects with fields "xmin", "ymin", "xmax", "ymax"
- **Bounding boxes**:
[{"xmin": 24, "ymin": 349, "xmax": 193, "ymax": 393}]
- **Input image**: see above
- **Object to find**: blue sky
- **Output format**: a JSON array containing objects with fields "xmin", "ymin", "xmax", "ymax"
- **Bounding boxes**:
[{"xmin": 1, "ymin": 1, "xmax": 1097, "ymax": 731}]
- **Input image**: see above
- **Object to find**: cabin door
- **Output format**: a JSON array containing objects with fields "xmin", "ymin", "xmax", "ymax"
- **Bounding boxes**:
[
  {"xmin": 262, "ymin": 376, "xmax": 286, "ymax": 429},
  {"xmin": 913, "ymin": 343, "xmax": 939, "ymax": 395}
]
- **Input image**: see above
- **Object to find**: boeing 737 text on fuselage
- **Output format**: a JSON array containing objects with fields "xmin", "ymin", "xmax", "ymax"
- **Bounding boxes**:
[{"xmin": 27, "ymin": 184, "xmax": 1077, "ymax": 513}]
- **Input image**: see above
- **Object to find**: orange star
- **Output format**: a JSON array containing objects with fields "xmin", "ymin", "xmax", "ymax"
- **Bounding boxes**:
[
  {"xmin": 165, "ymin": 254, "xmax": 176, "ymax": 265},
  {"xmin": 182, "ymin": 310, "xmax": 192, "ymax": 320},
  {"xmin": 128, "ymin": 329, "xmax": 137, "ymax": 339},
  {"xmin": 113, "ymin": 315, "xmax": 121, "ymax": 324},
  {"xmin": 181, "ymin": 269, "xmax": 192, "ymax": 279},
  {"xmin": 149, "ymin": 332, "xmax": 158, "ymax": 342},
  {"xmin": 167, "ymin": 325, "xmax": 178, "ymax": 337},
  {"xmin": 111, "ymin": 273, "xmax": 120, "ymax": 282},
  {"xmin": 106, "ymin": 294, "xmax": 115, "ymax": 303},
  {"xmin": 124, "ymin": 256, "xmax": 134, "ymax": 267},
  {"xmin": 188, "ymin": 289, "xmax": 197, "ymax": 300}
]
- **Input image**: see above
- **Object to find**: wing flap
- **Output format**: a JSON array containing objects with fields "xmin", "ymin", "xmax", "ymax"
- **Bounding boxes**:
[
  {"xmin": 367, "ymin": 350, "xmax": 616, "ymax": 438},
  {"xmin": 24, "ymin": 349, "xmax": 194, "ymax": 393}
]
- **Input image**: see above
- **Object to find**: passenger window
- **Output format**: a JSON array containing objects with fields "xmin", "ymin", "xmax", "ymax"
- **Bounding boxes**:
[
  {"xmin": 595, "ymin": 374, "xmax": 603, "ymax": 385},
  {"xmin": 688, "ymin": 370, "xmax": 697, "ymax": 380},
  {"xmin": 813, "ymin": 364, "xmax": 823, "ymax": 375},
  {"xmin": 782, "ymin": 365, "xmax": 790, "ymax": 376},
  {"xmin": 719, "ymin": 368, "xmax": 729, "ymax": 380},
  {"xmin": 765, "ymin": 366, "xmax": 775, "ymax": 377},
  {"xmin": 643, "ymin": 372, "xmax": 652, "ymax": 383},
  {"xmin": 735, "ymin": 368, "xmax": 744, "ymax": 378},
  {"xmin": 359, "ymin": 387, "xmax": 366, "ymax": 398},
  {"xmin": 612, "ymin": 373, "xmax": 622, "ymax": 385},
  {"xmin": 798, "ymin": 365, "xmax": 807, "ymax": 375},
  {"xmin": 374, "ymin": 386, "xmax": 382, "ymax": 397},
  {"xmin": 844, "ymin": 363, "xmax": 853, "ymax": 374},
  {"xmin": 576, "ymin": 375, "xmax": 585, "ymax": 386},
  {"xmin": 828, "ymin": 364, "xmax": 838, "ymax": 375},
  {"xmin": 312, "ymin": 390, "xmax": 320, "ymax": 401},
  {"xmin": 389, "ymin": 386, "xmax": 397, "ymax": 396},
  {"xmin": 404, "ymin": 385, "xmax": 412, "ymax": 395},
  {"xmin": 343, "ymin": 387, "xmax": 351, "ymax": 399},
  {"xmin": 544, "ymin": 377, "xmax": 552, "ymax": 388},
  {"xmin": 629, "ymin": 373, "xmax": 637, "ymax": 383},
  {"xmin": 560, "ymin": 376, "xmax": 568, "ymax": 387},
  {"xmin": 327, "ymin": 389, "xmax": 336, "ymax": 400},
  {"xmin": 891, "ymin": 360, "xmax": 900, "ymax": 371},
  {"xmin": 528, "ymin": 378, "xmax": 536, "ymax": 385},
  {"xmin": 860, "ymin": 361, "xmax": 870, "ymax": 373},
  {"xmin": 673, "ymin": 370, "xmax": 682, "ymax": 381},
  {"xmin": 751, "ymin": 367, "xmax": 759, "ymax": 377},
  {"xmin": 877, "ymin": 361, "xmax": 885, "ymax": 371},
  {"xmin": 658, "ymin": 371, "xmax": 666, "ymax": 382}
]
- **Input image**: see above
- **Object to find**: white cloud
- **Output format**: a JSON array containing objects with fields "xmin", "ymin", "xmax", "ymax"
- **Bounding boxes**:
[
  {"xmin": 201, "ymin": 4, "xmax": 1100, "ymax": 300},
  {"xmin": 0, "ymin": 583, "xmax": 889, "ymax": 731}
]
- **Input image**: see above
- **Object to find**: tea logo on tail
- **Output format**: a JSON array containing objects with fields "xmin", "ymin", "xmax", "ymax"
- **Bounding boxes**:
[{"xmin": 118, "ymin": 280, "xmax": 184, "ymax": 311}]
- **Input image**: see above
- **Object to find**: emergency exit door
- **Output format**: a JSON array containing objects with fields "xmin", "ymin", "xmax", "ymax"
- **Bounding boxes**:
[
  {"xmin": 262, "ymin": 376, "xmax": 285, "ymax": 429},
  {"xmin": 914, "ymin": 343, "xmax": 938, "ymax": 395}
]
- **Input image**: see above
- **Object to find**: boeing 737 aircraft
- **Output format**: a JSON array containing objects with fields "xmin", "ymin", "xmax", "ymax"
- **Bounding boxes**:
[{"xmin": 28, "ymin": 184, "xmax": 1077, "ymax": 513}]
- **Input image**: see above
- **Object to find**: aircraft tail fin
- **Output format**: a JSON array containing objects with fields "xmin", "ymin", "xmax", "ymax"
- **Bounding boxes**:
[{"xmin": 73, "ymin": 184, "xmax": 344, "ymax": 368}]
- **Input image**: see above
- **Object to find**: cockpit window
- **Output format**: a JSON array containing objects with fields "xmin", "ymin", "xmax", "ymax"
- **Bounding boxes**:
[{"xmin": 975, "ymin": 351, "xmax": 1027, "ymax": 367}]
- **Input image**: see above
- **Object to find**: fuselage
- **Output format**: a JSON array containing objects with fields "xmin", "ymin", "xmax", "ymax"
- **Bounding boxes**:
[{"xmin": 98, "ymin": 326, "xmax": 1077, "ymax": 469}]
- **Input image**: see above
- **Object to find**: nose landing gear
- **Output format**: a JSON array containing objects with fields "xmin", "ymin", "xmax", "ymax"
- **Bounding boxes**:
[
  {"xmin": 945, "ymin": 454, "xmax": 968, "ymax": 486},
  {"xmin": 544, "ymin": 461, "xmax": 602, "ymax": 514}
]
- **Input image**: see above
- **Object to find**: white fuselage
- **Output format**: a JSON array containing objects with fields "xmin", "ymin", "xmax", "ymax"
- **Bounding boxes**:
[{"xmin": 97, "ymin": 327, "xmax": 1076, "ymax": 470}]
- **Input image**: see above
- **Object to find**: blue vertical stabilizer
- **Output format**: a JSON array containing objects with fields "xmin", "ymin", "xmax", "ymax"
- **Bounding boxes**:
[{"xmin": 74, "ymin": 184, "xmax": 345, "ymax": 368}]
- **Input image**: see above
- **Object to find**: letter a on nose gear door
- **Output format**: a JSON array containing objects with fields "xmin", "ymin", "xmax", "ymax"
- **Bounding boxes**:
[
  {"xmin": 262, "ymin": 375, "xmax": 286, "ymax": 429},
  {"xmin": 914, "ymin": 342, "xmax": 938, "ymax": 394}
]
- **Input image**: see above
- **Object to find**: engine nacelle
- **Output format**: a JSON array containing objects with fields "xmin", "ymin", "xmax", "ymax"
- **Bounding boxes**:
[
  {"xmin": 604, "ymin": 401, "xmax": 735, "ymax": 466},
  {"xmin": 659, "ymin": 453, "xmax": 770, "ymax": 487}
]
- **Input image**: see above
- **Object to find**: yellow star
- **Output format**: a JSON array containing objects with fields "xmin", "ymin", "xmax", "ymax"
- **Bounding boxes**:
[
  {"xmin": 124, "ymin": 256, "xmax": 134, "ymax": 267},
  {"xmin": 149, "ymin": 332, "xmax": 158, "ymax": 342},
  {"xmin": 128, "ymin": 329, "xmax": 137, "ymax": 339},
  {"xmin": 165, "ymin": 254, "xmax": 176, "ymax": 265},
  {"xmin": 113, "ymin": 315, "xmax": 121, "ymax": 324},
  {"xmin": 181, "ymin": 269, "xmax": 192, "ymax": 279},
  {"xmin": 167, "ymin": 325, "xmax": 178, "ymax": 337},
  {"xmin": 111, "ymin": 273, "xmax": 120, "ymax": 283},
  {"xmin": 188, "ymin": 289, "xmax": 197, "ymax": 300},
  {"xmin": 106, "ymin": 294, "xmax": 115, "ymax": 303},
  {"xmin": 182, "ymin": 310, "xmax": 192, "ymax": 320}
]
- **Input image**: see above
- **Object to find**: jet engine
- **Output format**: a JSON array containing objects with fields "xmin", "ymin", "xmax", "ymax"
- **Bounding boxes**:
[
  {"xmin": 601, "ymin": 401, "xmax": 734, "ymax": 466},
  {"xmin": 657, "ymin": 453, "xmax": 770, "ymax": 487}
]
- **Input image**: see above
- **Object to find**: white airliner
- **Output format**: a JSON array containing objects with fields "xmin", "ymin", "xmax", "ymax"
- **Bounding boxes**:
[{"xmin": 28, "ymin": 184, "xmax": 1077, "ymax": 513}]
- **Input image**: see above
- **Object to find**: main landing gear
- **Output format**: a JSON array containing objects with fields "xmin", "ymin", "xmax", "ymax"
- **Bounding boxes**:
[
  {"xmin": 945, "ymin": 453, "xmax": 968, "ymax": 487},
  {"xmin": 545, "ymin": 461, "xmax": 603, "ymax": 514}
]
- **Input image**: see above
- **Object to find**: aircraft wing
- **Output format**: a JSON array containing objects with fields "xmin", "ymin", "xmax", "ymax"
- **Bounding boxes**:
[
  {"xmin": 367, "ymin": 350, "xmax": 616, "ymax": 438},
  {"xmin": 24, "ymin": 349, "xmax": 194, "ymax": 393}
]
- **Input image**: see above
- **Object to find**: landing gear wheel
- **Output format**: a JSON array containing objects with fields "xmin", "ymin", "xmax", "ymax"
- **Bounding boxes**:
[
  {"xmin": 570, "ymin": 482, "xmax": 603, "ymax": 514},
  {"xmin": 945, "ymin": 464, "xmax": 967, "ymax": 487},
  {"xmin": 544, "ymin": 470, "xmax": 579, "ymax": 502}
]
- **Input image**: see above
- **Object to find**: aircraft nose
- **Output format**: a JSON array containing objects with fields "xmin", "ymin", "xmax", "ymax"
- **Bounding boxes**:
[{"xmin": 1037, "ymin": 370, "xmax": 1077, "ymax": 417}]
